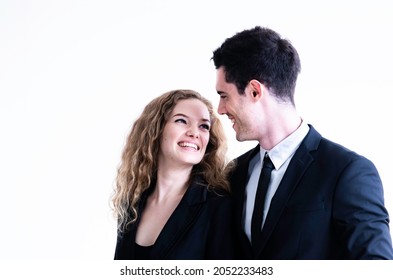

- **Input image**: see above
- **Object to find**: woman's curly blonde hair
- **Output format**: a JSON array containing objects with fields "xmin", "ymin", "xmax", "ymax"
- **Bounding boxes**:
[{"xmin": 111, "ymin": 89, "xmax": 231, "ymax": 232}]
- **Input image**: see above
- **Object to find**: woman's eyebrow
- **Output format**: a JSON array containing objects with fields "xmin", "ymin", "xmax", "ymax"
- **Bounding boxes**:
[{"xmin": 172, "ymin": 113, "xmax": 210, "ymax": 123}]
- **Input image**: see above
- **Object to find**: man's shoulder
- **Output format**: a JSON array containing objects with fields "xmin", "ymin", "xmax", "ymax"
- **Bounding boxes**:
[{"xmin": 304, "ymin": 125, "xmax": 374, "ymax": 168}]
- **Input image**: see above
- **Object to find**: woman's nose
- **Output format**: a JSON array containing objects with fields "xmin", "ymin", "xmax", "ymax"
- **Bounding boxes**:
[{"xmin": 186, "ymin": 126, "xmax": 199, "ymax": 138}]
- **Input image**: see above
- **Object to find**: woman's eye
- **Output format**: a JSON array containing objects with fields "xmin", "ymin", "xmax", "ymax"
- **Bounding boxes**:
[
  {"xmin": 175, "ymin": 118, "xmax": 187, "ymax": 124},
  {"xmin": 200, "ymin": 124, "xmax": 210, "ymax": 131}
]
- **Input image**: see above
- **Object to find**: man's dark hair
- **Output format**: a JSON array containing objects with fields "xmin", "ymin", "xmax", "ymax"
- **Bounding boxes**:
[{"xmin": 212, "ymin": 26, "xmax": 301, "ymax": 105}]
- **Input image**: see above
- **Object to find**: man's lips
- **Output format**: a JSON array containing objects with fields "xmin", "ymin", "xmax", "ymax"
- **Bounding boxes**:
[{"xmin": 228, "ymin": 116, "xmax": 235, "ymax": 127}]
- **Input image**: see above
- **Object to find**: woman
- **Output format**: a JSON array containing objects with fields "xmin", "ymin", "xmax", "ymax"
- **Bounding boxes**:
[{"xmin": 112, "ymin": 89, "xmax": 235, "ymax": 259}]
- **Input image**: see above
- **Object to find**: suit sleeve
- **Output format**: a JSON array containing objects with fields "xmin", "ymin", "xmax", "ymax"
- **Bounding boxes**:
[{"xmin": 333, "ymin": 156, "xmax": 393, "ymax": 259}]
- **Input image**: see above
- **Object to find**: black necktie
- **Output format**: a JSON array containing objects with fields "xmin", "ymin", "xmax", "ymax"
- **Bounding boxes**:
[{"xmin": 251, "ymin": 152, "xmax": 274, "ymax": 249}]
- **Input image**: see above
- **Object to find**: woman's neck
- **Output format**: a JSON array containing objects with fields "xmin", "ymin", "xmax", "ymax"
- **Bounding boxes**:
[{"xmin": 152, "ymin": 166, "xmax": 191, "ymax": 201}]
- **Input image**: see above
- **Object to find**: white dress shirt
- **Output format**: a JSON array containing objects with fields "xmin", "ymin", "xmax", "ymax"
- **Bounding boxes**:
[{"xmin": 243, "ymin": 121, "xmax": 310, "ymax": 242}]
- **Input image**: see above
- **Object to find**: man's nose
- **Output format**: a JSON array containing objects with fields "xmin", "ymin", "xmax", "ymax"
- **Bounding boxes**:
[{"xmin": 217, "ymin": 100, "xmax": 226, "ymax": 115}]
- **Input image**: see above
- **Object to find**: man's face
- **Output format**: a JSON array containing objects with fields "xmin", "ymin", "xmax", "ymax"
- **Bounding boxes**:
[{"xmin": 215, "ymin": 67, "xmax": 257, "ymax": 142}]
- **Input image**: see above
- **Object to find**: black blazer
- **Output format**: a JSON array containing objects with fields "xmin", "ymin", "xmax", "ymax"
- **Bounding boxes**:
[
  {"xmin": 114, "ymin": 178, "xmax": 235, "ymax": 259},
  {"xmin": 231, "ymin": 125, "xmax": 393, "ymax": 259}
]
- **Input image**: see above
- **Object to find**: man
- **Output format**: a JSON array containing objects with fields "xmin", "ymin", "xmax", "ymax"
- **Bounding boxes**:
[{"xmin": 212, "ymin": 26, "xmax": 393, "ymax": 259}]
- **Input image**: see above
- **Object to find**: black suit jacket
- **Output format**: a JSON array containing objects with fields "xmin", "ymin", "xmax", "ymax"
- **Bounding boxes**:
[
  {"xmin": 231, "ymin": 125, "xmax": 393, "ymax": 259},
  {"xmin": 114, "ymin": 178, "xmax": 235, "ymax": 259}
]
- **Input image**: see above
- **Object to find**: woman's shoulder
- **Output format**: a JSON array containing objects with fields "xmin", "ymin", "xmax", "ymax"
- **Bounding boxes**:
[
  {"xmin": 192, "ymin": 175, "xmax": 230, "ymax": 196},
  {"xmin": 206, "ymin": 187, "xmax": 230, "ymax": 198},
  {"xmin": 205, "ymin": 187, "xmax": 233, "ymax": 212}
]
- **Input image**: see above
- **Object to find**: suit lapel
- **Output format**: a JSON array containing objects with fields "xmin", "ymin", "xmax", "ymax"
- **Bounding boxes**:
[
  {"xmin": 231, "ymin": 145, "xmax": 260, "ymax": 224},
  {"xmin": 231, "ymin": 145, "xmax": 260, "ymax": 255},
  {"xmin": 150, "ymin": 180, "xmax": 206, "ymax": 259},
  {"xmin": 255, "ymin": 126, "xmax": 321, "ymax": 256},
  {"xmin": 116, "ymin": 190, "xmax": 149, "ymax": 260}
]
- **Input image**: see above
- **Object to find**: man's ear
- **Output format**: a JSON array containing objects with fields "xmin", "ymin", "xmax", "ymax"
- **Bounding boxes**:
[{"xmin": 248, "ymin": 79, "xmax": 266, "ymax": 100}]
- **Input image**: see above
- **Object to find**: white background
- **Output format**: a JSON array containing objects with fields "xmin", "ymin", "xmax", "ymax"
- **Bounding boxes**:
[{"xmin": 1, "ymin": 0, "xmax": 392, "ymax": 260}]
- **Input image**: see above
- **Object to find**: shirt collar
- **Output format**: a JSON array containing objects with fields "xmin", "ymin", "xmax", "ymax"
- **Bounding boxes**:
[{"xmin": 260, "ymin": 121, "xmax": 309, "ymax": 170}]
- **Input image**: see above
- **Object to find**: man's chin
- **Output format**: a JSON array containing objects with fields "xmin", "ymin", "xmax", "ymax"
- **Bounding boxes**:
[
  {"xmin": 235, "ymin": 134, "xmax": 246, "ymax": 142},
  {"xmin": 235, "ymin": 131, "xmax": 254, "ymax": 142}
]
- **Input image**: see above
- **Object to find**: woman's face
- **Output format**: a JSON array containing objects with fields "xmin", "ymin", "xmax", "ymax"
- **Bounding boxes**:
[{"xmin": 159, "ymin": 98, "xmax": 211, "ymax": 168}]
